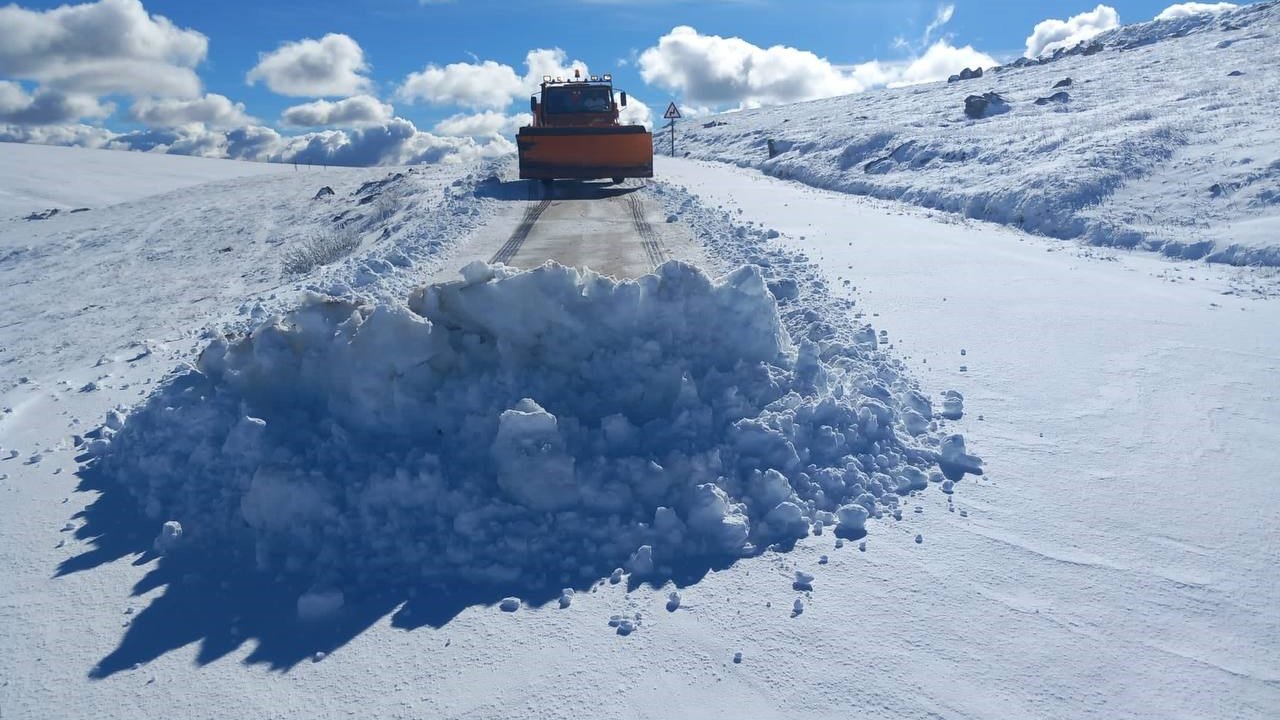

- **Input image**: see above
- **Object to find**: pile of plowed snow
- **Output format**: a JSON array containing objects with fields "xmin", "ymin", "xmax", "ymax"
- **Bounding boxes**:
[{"xmin": 93, "ymin": 261, "xmax": 979, "ymax": 592}]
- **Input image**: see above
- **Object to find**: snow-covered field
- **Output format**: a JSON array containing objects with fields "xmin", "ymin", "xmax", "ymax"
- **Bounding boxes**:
[
  {"xmin": 670, "ymin": 1, "xmax": 1280, "ymax": 265},
  {"xmin": 3, "ymin": 8, "xmax": 1279, "ymax": 716},
  {"xmin": 0, "ymin": 142, "xmax": 292, "ymax": 219}
]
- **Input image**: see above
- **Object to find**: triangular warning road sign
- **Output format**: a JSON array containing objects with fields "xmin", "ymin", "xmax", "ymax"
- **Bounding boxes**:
[{"xmin": 663, "ymin": 102, "xmax": 682, "ymax": 119}]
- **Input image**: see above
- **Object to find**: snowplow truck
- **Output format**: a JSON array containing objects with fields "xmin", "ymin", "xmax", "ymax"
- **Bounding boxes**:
[{"xmin": 518, "ymin": 71, "xmax": 653, "ymax": 183}]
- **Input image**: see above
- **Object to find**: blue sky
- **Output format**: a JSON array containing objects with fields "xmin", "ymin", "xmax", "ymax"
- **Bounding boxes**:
[
  {"xmin": 0, "ymin": 0, "xmax": 1250, "ymax": 164},
  {"xmin": 84, "ymin": 0, "xmax": 1190, "ymax": 126}
]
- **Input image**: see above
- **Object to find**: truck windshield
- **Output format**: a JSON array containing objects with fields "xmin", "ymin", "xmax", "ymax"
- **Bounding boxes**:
[{"xmin": 543, "ymin": 86, "xmax": 612, "ymax": 114}]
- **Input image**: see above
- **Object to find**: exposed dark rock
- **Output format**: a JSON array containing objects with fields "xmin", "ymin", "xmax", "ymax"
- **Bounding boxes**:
[
  {"xmin": 353, "ymin": 172, "xmax": 405, "ymax": 198},
  {"xmin": 1209, "ymin": 181, "xmax": 1242, "ymax": 197},
  {"xmin": 964, "ymin": 92, "xmax": 1010, "ymax": 119},
  {"xmin": 24, "ymin": 208, "xmax": 59, "ymax": 221},
  {"xmin": 313, "ymin": 186, "xmax": 335, "ymax": 199},
  {"xmin": 766, "ymin": 138, "xmax": 799, "ymax": 159},
  {"xmin": 1034, "ymin": 91, "xmax": 1071, "ymax": 105},
  {"xmin": 947, "ymin": 66, "xmax": 984, "ymax": 83},
  {"xmin": 1053, "ymin": 77, "xmax": 1073, "ymax": 88}
]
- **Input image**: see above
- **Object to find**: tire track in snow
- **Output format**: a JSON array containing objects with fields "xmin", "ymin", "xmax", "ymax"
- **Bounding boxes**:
[
  {"xmin": 490, "ymin": 199, "xmax": 551, "ymax": 265},
  {"xmin": 627, "ymin": 193, "xmax": 667, "ymax": 270}
]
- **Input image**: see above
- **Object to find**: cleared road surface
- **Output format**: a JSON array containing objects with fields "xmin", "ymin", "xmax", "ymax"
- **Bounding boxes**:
[{"xmin": 446, "ymin": 177, "xmax": 710, "ymax": 280}]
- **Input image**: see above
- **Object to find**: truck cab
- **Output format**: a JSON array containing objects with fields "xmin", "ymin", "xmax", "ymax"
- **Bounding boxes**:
[{"xmin": 518, "ymin": 71, "xmax": 653, "ymax": 182}]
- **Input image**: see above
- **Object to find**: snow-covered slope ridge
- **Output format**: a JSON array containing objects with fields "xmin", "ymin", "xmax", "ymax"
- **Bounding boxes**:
[
  {"xmin": 88, "ymin": 260, "xmax": 979, "ymax": 607},
  {"xmin": 0, "ymin": 141, "xmax": 291, "ymax": 218},
  {"xmin": 674, "ymin": 0, "xmax": 1280, "ymax": 265},
  {"xmin": 0, "ymin": 157, "xmax": 500, "ymax": 391}
]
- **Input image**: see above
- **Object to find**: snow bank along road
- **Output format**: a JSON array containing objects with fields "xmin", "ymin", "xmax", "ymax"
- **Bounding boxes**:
[{"xmin": 1, "ymin": 148, "xmax": 1278, "ymax": 720}]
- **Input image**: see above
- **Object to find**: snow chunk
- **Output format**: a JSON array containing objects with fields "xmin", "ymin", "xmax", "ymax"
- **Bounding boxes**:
[
  {"xmin": 939, "ymin": 434, "xmax": 984, "ymax": 481},
  {"xmin": 152, "ymin": 521, "xmax": 183, "ymax": 555},
  {"xmin": 492, "ymin": 398, "xmax": 577, "ymax": 511},
  {"xmin": 793, "ymin": 570, "xmax": 814, "ymax": 591},
  {"xmin": 940, "ymin": 390, "xmax": 964, "ymax": 420},
  {"xmin": 627, "ymin": 545, "xmax": 655, "ymax": 577},
  {"xmin": 296, "ymin": 590, "xmax": 344, "ymax": 622},
  {"xmin": 459, "ymin": 259, "xmax": 495, "ymax": 285},
  {"xmin": 836, "ymin": 504, "xmax": 870, "ymax": 539}
]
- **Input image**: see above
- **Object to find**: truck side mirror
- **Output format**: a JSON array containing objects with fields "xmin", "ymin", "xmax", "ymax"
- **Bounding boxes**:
[
  {"xmin": 530, "ymin": 95, "xmax": 537, "ymax": 114},
  {"xmin": 620, "ymin": 92, "xmax": 628, "ymax": 108}
]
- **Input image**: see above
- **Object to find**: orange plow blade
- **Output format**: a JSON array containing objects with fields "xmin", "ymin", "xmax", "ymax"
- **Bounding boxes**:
[{"xmin": 517, "ymin": 126, "xmax": 653, "ymax": 180}]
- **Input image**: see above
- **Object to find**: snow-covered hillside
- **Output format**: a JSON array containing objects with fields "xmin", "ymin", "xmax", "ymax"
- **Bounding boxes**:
[
  {"xmin": 671, "ymin": 1, "xmax": 1280, "ymax": 265},
  {"xmin": 0, "ymin": 148, "xmax": 506, "ymax": 393},
  {"xmin": 0, "ymin": 142, "xmax": 293, "ymax": 218}
]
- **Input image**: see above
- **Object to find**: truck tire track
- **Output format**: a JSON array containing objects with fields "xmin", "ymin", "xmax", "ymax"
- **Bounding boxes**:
[
  {"xmin": 627, "ymin": 194, "xmax": 667, "ymax": 270},
  {"xmin": 490, "ymin": 199, "xmax": 551, "ymax": 265}
]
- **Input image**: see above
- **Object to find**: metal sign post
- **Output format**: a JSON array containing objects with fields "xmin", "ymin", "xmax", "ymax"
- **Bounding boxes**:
[{"xmin": 663, "ymin": 102, "xmax": 681, "ymax": 158}]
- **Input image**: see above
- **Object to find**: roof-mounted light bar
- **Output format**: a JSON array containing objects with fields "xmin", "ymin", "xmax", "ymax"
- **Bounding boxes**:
[{"xmin": 542, "ymin": 73, "xmax": 612, "ymax": 85}]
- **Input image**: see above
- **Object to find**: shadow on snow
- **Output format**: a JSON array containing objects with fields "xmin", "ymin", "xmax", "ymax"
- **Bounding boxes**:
[{"xmin": 60, "ymin": 453, "xmax": 733, "ymax": 678}]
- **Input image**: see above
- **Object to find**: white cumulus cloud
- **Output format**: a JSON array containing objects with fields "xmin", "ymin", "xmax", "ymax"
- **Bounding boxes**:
[
  {"xmin": 129, "ymin": 93, "xmax": 254, "ymax": 128},
  {"xmin": 639, "ymin": 26, "xmax": 994, "ymax": 110},
  {"xmin": 399, "ymin": 60, "xmax": 523, "ymax": 110},
  {"xmin": 523, "ymin": 48, "xmax": 589, "ymax": 85},
  {"xmin": 398, "ymin": 49, "xmax": 591, "ymax": 111},
  {"xmin": 638, "ymin": 26, "xmax": 865, "ymax": 108},
  {"xmin": 247, "ymin": 33, "xmax": 371, "ymax": 97},
  {"xmin": 889, "ymin": 40, "xmax": 995, "ymax": 87},
  {"xmin": 432, "ymin": 110, "xmax": 531, "ymax": 137},
  {"xmin": 619, "ymin": 96, "xmax": 653, "ymax": 129},
  {"xmin": 0, "ymin": 0, "xmax": 208, "ymax": 99},
  {"xmin": 1155, "ymin": 2, "xmax": 1237, "ymax": 21},
  {"xmin": 281, "ymin": 95, "xmax": 394, "ymax": 128},
  {"xmin": 262, "ymin": 118, "xmax": 515, "ymax": 166},
  {"xmin": 2, "ymin": 116, "xmax": 516, "ymax": 168},
  {"xmin": 0, "ymin": 82, "xmax": 112, "ymax": 125},
  {"xmin": 0, "ymin": 121, "xmax": 118, "ymax": 148},
  {"xmin": 1024, "ymin": 4, "xmax": 1120, "ymax": 58},
  {"xmin": 107, "ymin": 123, "xmax": 228, "ymax": 158}
]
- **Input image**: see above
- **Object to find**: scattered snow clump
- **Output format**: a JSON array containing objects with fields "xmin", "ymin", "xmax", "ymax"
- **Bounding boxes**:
[
  {"xmin": 152, "ymin": 521, "xmax": 183, "ymax": 555},
  {"xmin": 296, "ymin": 590, "xmax": 344, "ymax": 622}
]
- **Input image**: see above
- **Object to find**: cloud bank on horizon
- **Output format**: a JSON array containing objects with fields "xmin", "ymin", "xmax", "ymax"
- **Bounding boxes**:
[{"xmin": 0, "ymin": 0, "xmax": 1246, "ymax": 167}]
